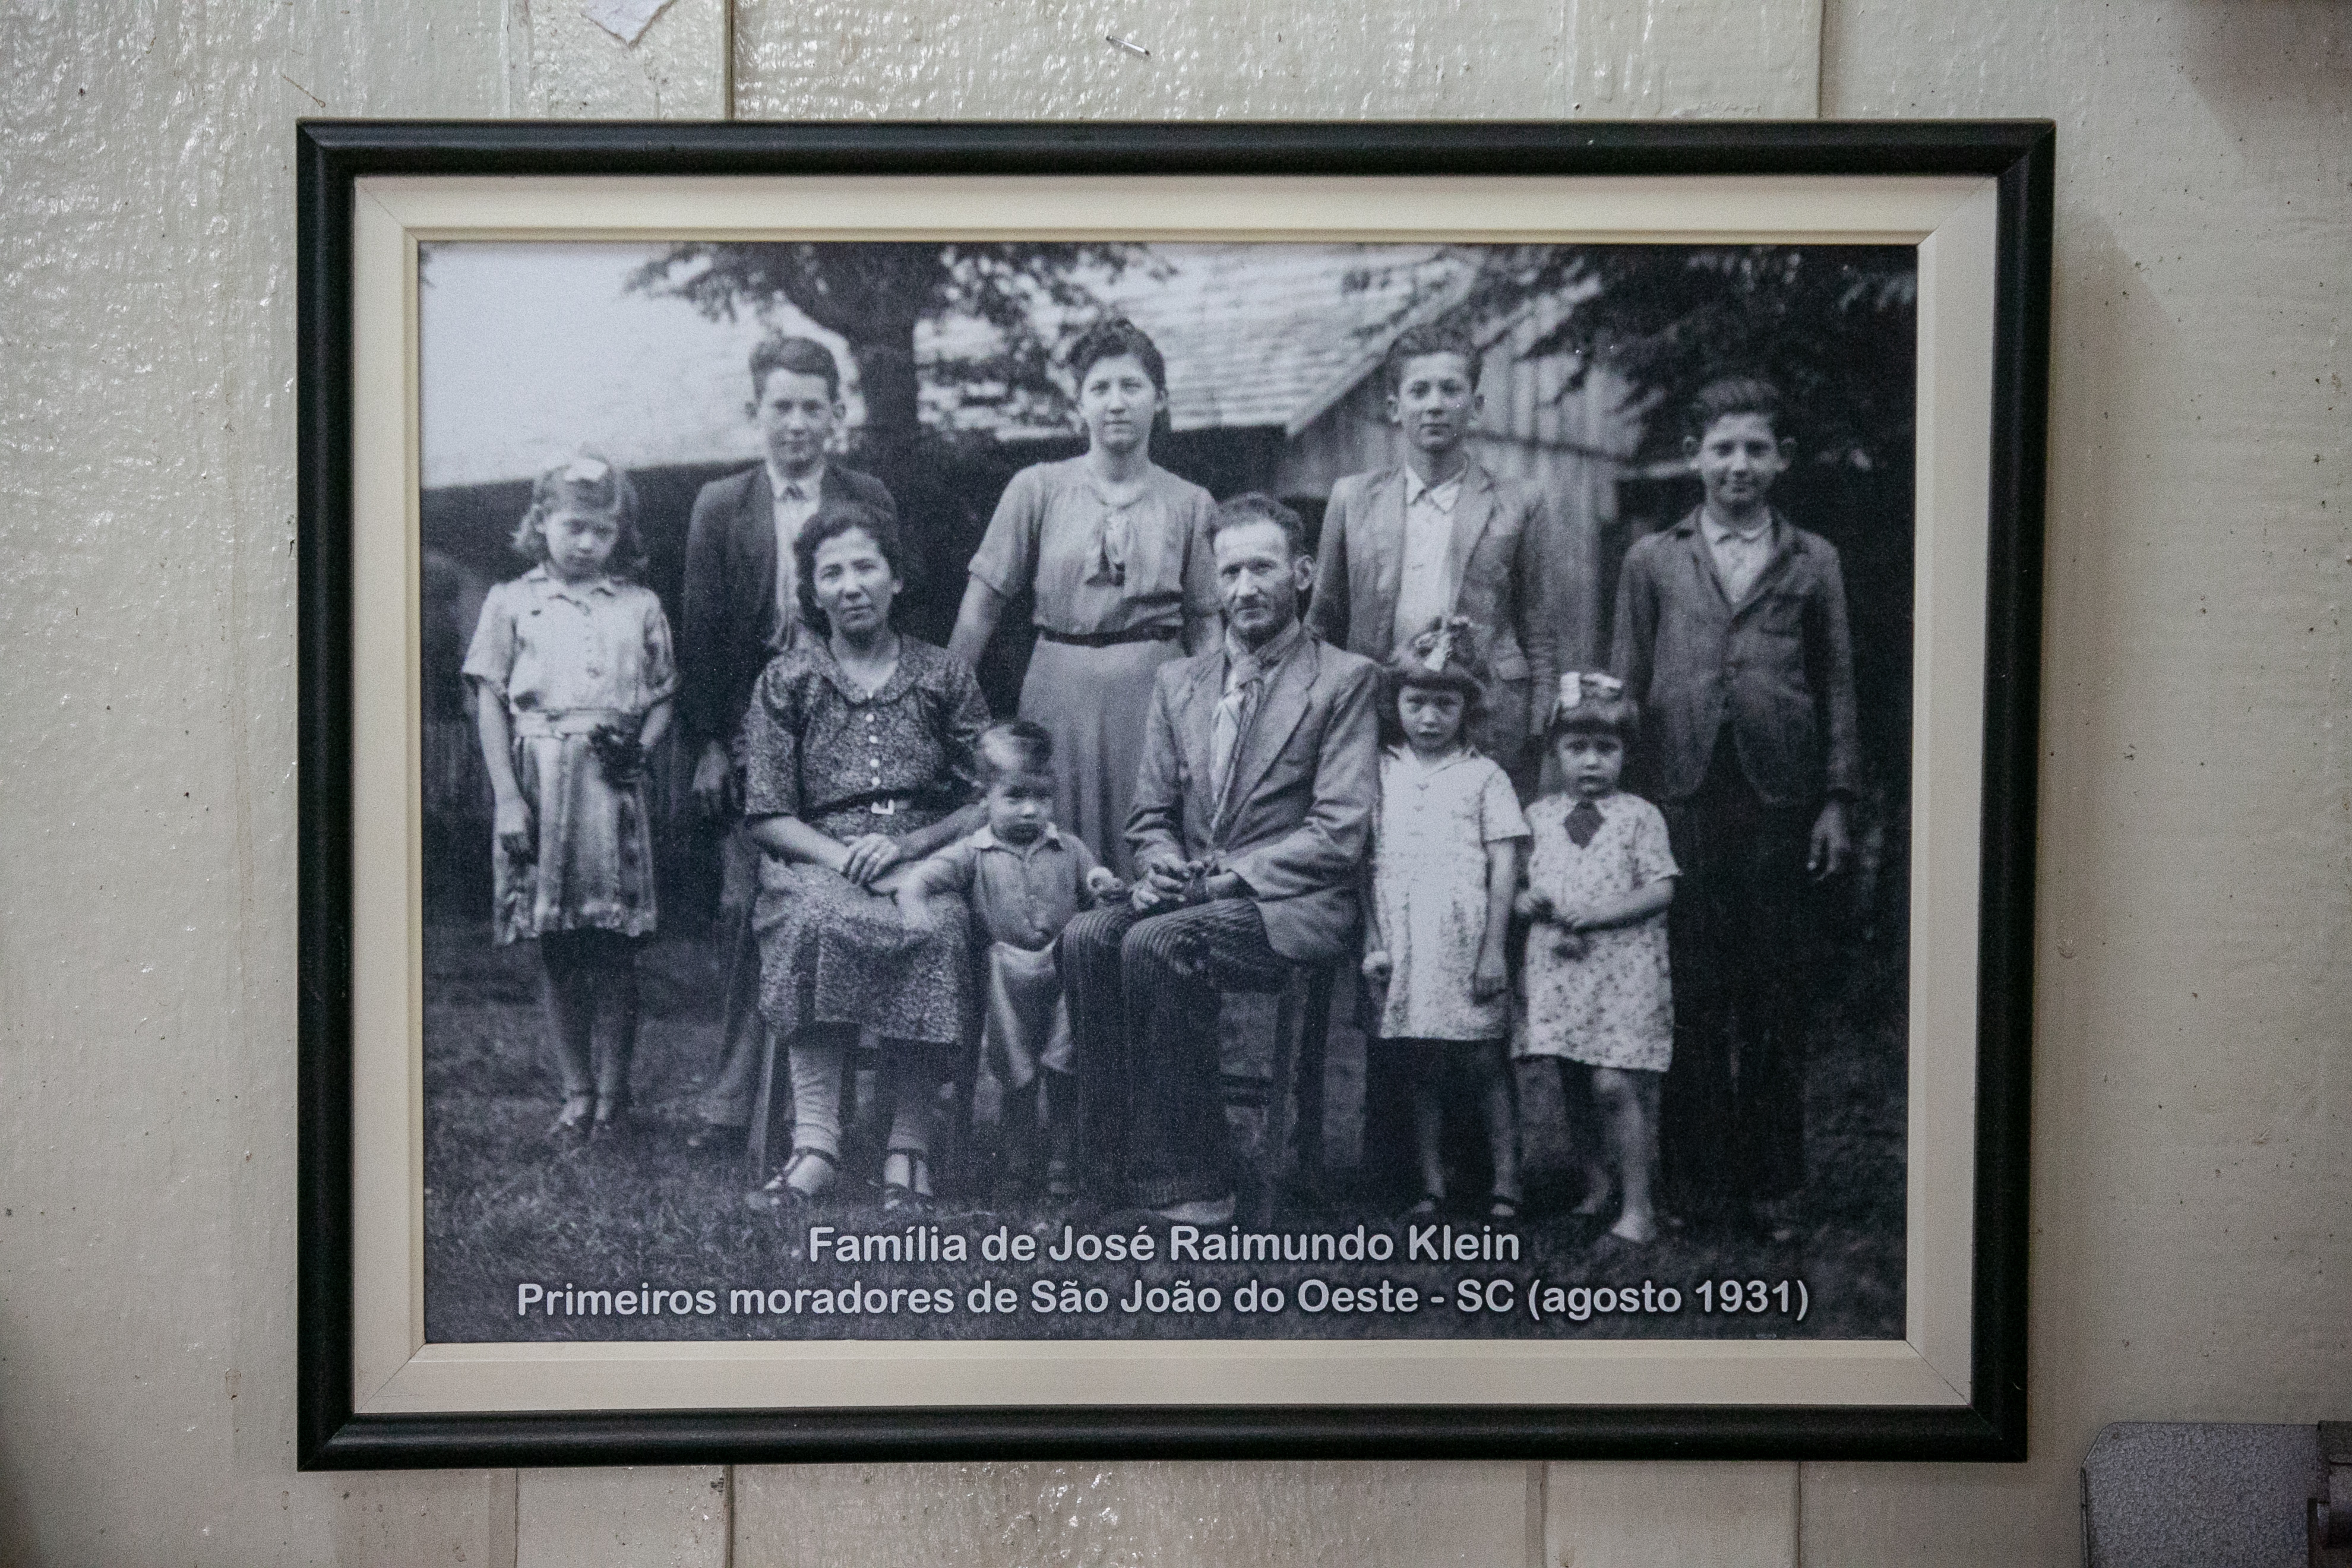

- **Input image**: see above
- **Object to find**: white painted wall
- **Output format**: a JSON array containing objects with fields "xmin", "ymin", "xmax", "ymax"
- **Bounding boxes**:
[{"xmin": 0, "ymin": 1, "xmax": 2341, "ymax": 1563}]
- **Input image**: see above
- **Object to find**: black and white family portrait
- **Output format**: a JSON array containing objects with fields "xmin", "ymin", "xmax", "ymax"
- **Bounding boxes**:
[{"xmin": 413, "ymin": 236, "xmax": 1919, "ymax": 1345}]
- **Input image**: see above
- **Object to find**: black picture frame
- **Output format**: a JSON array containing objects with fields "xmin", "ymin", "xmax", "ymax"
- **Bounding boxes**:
[{"xmin": 298, "ymin": 118, "xmax": 2051, "ymax": 1469}]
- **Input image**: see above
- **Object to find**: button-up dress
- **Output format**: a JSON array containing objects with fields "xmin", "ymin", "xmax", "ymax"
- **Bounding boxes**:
[
  {"xmin": 740, "ymin": 637, "xmax": 990, "ymax": 1047},
  {"xmin": 461, "ymin": 566, "xmax": 677, "ymax": 945},
  {"xmin": 1514, "ymin": 790, "xmax": 1679, "ymax": 1071},
  {"xmin": 1369, "ymin": 746, "xmax": 1530, "ymax": 1042},
  {"xmin": 966, "ymin": 457, "xmax": 1217, "ymax": 875}
]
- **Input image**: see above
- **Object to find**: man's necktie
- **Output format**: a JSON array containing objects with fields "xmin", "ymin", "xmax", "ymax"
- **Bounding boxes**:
[
  {"xmin": 1565, "ymin": 798, "xmax": 1604, "ymax": 848},
  {"xmin": 774, "ymin": 483, "xmax": 812, "ymax": 640},
  {"xmin": 1210, "ymin": 659, "xmax": 1262, "ymax": 823}
]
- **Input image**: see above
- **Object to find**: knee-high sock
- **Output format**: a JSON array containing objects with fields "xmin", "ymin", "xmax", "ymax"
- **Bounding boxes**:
[
  {"xmin": 885, "ymin": 1045, "xmax": 937, "ymax": 1159},
  {"xmin": 787, "ymin": 1029, "xmax": 848, "ymax": 1159},
  {"xmin": 591, "ymin": 961, "xmax": 640, "ymax": 1108},
  {"xmin": 539, "ymin": 957, "xmax": 595, "ymax": 1104}
]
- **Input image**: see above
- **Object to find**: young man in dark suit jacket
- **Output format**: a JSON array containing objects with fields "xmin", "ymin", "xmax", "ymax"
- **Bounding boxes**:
[
  {"xmin": 680, "ymin": 333, "xmax": 899, "ymax": 1145},
  {"xmin": 1308, "ymin": 323, "xmax": 1570, "ymax": 790},
  {"xmin": 1609, "ymin": 376, "xmax": 1859, "ymax": 1236},
  {"xmin": 1060, "ymin": 494, "xmax": 1381, "ymax": 1224}
]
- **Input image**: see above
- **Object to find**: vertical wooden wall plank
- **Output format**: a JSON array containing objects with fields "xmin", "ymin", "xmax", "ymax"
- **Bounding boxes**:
[
  {"xmin": 0, "ymin": 4, "xmax": 524, "ymax": 1560},
  {"xmin": 1542, "ymin": 1462, "xmax": 1797, "ymax": 1568},
  {"xmin": 492, "ymin": 4, "xmax": 735, "ymax": 1558},
  {"xmin": 517, "ymin": 1466, "xmax": 729, "ymax": 1568},
  {"xmin": 734, "ymin": 1460, "xmax": 1532, "ymax": 1568},
  {"xmin": 1564, "ymin": 0, "xmax": 1820, "ymax": 117},
  {"xmin": 333, "ymin": 1471, "xmax": 520, "ymax": 1567},
  {"xmin": 1803, "ymin": 1, "xmax": 2352, "ymax": 1560}
]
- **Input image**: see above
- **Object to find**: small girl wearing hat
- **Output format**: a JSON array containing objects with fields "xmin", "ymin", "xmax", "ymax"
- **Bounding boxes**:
[
  {"xmin": 463, "ymin": 454, "xmax": 678, "ymax": 1143},
  {"xmin": 1516, "ymin": 673, "xmax": 1678, "ymax": 1242},
  {"xmin": 1362, "ymin": 618, "xmax": 1532, "ymax": 1219}
]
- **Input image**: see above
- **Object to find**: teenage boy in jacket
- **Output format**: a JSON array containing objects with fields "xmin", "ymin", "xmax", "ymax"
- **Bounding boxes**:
[{"xmin": 1610, "ymin": 376, "xmax": 1858, "ymax": 1237}]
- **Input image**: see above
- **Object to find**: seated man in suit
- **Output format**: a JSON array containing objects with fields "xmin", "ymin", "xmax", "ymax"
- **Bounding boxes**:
[
  {"xmin": 1060, "ymin": 493, "xmax": 1382, "ymax": 1224},
  {"xmin": 679, "ymin": 332, "xmax": 900, "ymax": 1148}
]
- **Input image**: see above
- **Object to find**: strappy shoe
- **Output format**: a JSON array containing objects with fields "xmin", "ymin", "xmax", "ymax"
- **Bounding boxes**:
[
  {"xmin": 746, "ymin": 1146, "xmax": 837, "ymax": 1213},
  {"xmin": 548, "ymin": 1093, "xmax": 596, "ymax": 1145},
  {"xmin": 1605, "ymin": 1210, "xmax": 1659, "ymax": 1245},
  {"xmin": 881, "ymin": 1146, "xmax": 932, "ymax": 1215}
]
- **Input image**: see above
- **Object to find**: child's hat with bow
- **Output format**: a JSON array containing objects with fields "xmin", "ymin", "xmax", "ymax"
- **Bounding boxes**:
[{"xmin": 1552, "ymin": 669, "xmax": 1626, "ymax": 718}]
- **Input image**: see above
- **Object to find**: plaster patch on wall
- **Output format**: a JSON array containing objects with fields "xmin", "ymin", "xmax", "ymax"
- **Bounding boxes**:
[
  {"xmin": 583, "ymin": 0, "xmax": 677, "ymax": 46},
  {"xmin": 503, "ymin": 0, "xmax": 724, "ymax": 115}
]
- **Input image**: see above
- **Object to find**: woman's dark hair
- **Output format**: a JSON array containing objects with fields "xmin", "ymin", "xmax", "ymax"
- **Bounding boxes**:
[
  {"xmin": 794, "ymin": 505, "xmax": 908, "ymax": 636},
  {"xmin": 1545, "ymin": 674, "xmax": 1642, "ymax": 745},
  {"xmin": 1066, "ymin": 317, "xmax": 1168, "ymax": 396},
  {"xmin": 510, "ymin": 453, "xmax": 648, "ymax": 579},
  {"xmin": 1682, "ymin": 375, "xmax": 1787, "ymax": 443},
  {"xmin": 1379, "ymin": 617, "xmax": 1490, "ymax": 747},
  {"xmin": 749, "ymin": 333, "xmax": 843, "ymax": 402},
  {"xmin": 975, "ymin": 719, "xmax": 1055, "ymax": 785}
]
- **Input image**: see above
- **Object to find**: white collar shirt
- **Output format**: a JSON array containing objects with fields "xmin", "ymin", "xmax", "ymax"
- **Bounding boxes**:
[
  {"xmin": 1394, "ymin": 467, "xmax": 1466, "ymax": 644},
  {"xmin": 1700, "ymin": 510, "xmax": 1778, "ymax": 604},
  {"xmin": 766, "ymin": 460, "xmax": 829, "ymax": 646}
]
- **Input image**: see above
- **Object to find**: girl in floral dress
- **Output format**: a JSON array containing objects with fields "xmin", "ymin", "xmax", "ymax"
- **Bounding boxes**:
[
  {"xmin": 1361, "ymin": 619, "xmax": 1531, "ymax": 1219},
  {"xmin": 1516, "ymin": 674, "xmax": 1678, "ymax": 1243},
  {"xmin": 463, "ymin": 455, "xmax": 677, "ymax": 1143}
]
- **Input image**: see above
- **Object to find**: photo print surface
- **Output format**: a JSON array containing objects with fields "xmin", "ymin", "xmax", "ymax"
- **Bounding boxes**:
[{"xmin": 416, "ymin": 236, "xmax": 1919, "ymax": 1345}]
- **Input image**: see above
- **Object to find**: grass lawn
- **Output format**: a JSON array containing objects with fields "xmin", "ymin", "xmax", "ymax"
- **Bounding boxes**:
[{"xmin": 422, "ymin": 918, "xmax": 1905, "ymax": 1345}]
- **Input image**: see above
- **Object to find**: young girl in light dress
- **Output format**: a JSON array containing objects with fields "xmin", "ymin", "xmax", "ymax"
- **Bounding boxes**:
[
  {"xmin": 1361, "ymin": 618, "xmax": 1531, "ymax": 1219},
  {"xmin": 463, "ymin": 454, "xmax": 677, "ymax": 1144},
  {"xmin": 1515, "ymin": 673, "xmax": 1678, "ymax": 1242}
]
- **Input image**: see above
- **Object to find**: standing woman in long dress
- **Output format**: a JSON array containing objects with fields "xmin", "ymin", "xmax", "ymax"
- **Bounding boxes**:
[{"xmin": 947, "ymin": 318, "xmax": 1218, "ymax": 875}]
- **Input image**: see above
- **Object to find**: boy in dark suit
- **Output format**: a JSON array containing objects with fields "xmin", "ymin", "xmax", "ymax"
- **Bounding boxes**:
[
  {"xmin": 680, "ymin": 333, "xmax": 899, "ymax": 1146},
  {"xmin": 1308, "ymin": 323, "xmax": 1570, "ymax": 789},
  {"xmin": 1608, "ymin": 377, "xmax": 1858, "ymax": 1236}
]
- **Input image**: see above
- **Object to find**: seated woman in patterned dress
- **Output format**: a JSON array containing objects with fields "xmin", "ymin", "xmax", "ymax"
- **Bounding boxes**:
[{"xmin": 739, "ymin": 507, "xmax": 991, "ymax": 1212}]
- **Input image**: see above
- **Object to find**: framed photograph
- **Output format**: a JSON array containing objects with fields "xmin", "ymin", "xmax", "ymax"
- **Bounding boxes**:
[{"xmin": 298, "ymin": 120, "xmax": 2050, "ymax": 1467}]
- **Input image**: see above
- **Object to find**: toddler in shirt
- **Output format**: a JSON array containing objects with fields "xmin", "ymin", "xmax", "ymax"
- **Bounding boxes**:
[{"xmin": 897, "ymin": 720, "xmax": 1123, "ymax": 1197}]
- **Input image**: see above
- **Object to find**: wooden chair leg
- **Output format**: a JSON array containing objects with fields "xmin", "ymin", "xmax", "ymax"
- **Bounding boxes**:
[
  {"xmin": 1251, "ymin": 976, "xmax": 1304, "ymax": 1228},
  {"xmin": 941, "ymin": 1014, "xmax": 984, "ymax": 1198},
  {"xmin": 745, "ymin": 1022, "xmax": 777, "ymax": 1193},
  {"xmin": 1294, "ymin": 966, "xmax": 1333, "ymax": 1196},
  {"xmin": 713, "ymin": 893, "xmax": 761, "ymax": 1097}
]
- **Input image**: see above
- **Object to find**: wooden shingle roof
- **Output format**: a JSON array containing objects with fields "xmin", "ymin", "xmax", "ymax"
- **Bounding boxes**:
[{"xmin": 1104, "ymin": 244, "xmax": 1476, "ymax": 435}]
